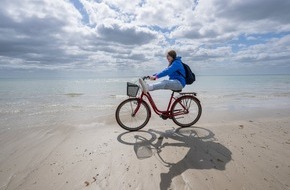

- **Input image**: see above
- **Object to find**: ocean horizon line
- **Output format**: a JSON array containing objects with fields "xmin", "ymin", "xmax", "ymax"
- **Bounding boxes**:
[{"xmin": 1, "ymin": 73, "xmax": 290, "ymax": 80}]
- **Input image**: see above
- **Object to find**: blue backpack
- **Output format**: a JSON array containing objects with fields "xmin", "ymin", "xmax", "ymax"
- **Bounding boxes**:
[{"xmin": 178, "ymin": 62, "xmax": 196, "ymax": 85}]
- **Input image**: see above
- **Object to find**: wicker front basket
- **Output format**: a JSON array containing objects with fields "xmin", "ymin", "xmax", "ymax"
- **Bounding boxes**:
[{"xmin": 127, "ymin": 82, "xmax": 139, "ymax": 97}]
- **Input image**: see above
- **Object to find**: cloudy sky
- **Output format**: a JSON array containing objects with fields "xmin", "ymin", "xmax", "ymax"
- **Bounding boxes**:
[{"xmin": 1, "ymin": 0, "xmax": 290, "ymax": 77}]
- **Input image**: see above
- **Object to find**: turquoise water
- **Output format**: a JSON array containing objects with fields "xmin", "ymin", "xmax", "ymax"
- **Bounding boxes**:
[{"xmin": 1, "ymin": 75, "xmax": 290, "ymax": 130}]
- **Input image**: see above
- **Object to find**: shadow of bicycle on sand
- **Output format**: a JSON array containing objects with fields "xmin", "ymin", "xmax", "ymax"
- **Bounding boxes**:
[{"xmin": 117, "ymin": 126, "xmax": 232, "ymax": 190}]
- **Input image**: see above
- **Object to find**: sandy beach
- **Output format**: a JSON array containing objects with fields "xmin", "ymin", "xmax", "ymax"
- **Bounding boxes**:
[
  {"xmin": 0, "ymin": 105, "xmax": 289, "ymax": 190},
  {"xmin": 1, "ymin": 0, "xmax": 290, "ymax": 189}
]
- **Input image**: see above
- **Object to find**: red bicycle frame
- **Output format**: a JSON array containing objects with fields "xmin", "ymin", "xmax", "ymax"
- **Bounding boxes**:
[{"xmin": 132, "ymin": 91, "xmax": 185, "ymax": 119}]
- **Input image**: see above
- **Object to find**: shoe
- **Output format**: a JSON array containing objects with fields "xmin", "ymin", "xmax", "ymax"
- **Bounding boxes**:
[{"xmin": 139, "ymin": 78, "xmax": 149, "ymax": 93}]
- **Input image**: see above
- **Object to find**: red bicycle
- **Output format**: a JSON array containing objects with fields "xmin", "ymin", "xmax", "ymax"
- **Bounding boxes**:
[{"xmin": 115, "ymin": 77, "xmax": 202, "ymax": 131}]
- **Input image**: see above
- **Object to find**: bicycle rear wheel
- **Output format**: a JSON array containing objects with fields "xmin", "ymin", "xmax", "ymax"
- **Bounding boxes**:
[
  {"xmin": 115, "ymin": 98, "xmax": 151, "ymax": 131},
  {"xmin": 171, "ymin": 95, "xmax": 202, "ymax": 127}
]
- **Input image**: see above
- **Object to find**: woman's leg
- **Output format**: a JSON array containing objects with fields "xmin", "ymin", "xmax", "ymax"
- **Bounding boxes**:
[{"xmin": 149, "ymin": 80, "xmax": 183, "ymax": 91}]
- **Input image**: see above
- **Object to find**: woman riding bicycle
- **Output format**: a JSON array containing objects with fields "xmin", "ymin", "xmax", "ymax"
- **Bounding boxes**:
[
  {"xmin": 116, "ymin": 50, "xmax": 201, "ymax": 131},
  {"xmin": 139, "ymin": 50, "xmax": 186, "ymax": 93}
]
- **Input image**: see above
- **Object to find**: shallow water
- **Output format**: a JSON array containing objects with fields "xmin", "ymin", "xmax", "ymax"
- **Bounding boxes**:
[{"xmin": 1, "ymin": 75, "xmax": 289, "ymax": 130}]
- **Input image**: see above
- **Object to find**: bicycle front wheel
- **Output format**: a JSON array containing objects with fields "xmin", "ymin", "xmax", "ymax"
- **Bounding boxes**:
[
  {"xmin": 115, "ymin": 98, "xmax": 151, "ymax": 131},
  {"xmin": 171, "ymin": 95, "xmax": 202, "ymax": 127}
]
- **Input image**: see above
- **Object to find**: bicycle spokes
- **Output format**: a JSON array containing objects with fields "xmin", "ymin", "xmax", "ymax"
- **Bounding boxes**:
[
  {"xmin": 115, "ymin": 98, "xmax": 151, "ymax": 131},
  {"xmin": 130, "ymin": 100, "xmax": 138, "ymax": 116},
  {"xmin": 171, "ymin": 96, "xmax": 202, "ymax": 127},
  {"xmin": 181, "ymin": 97, "xmax": 192, "ymax": 110},
  {"xmin": 172, "ymin": 98, "xmax": 192, "ymax": 115}
]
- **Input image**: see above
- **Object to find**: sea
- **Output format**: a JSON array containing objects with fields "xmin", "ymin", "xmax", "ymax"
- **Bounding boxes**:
[{"xmin": 1, "ymin": 75, "xmax": 290, "ymax": 130}]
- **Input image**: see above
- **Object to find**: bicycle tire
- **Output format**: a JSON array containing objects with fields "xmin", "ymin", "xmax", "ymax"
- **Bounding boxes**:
[
  {"xmin": 171, "ymin": 95, "xmax": 202, "ymax": 127},
  {"xmin": 115, "ymin": 98, "xmax": 151, "ymax": 131}
]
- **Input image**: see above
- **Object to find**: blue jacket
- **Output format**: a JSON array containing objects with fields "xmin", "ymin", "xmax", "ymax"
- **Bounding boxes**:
[{"xmin": 155, "ymin": 56, "xmax": 186, "ymax": 87}]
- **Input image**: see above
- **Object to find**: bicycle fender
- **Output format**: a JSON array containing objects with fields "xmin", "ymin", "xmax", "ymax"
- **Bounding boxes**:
[{"xmin": 176, "ymin": 95, "xmax": 201, "ymax": 103}]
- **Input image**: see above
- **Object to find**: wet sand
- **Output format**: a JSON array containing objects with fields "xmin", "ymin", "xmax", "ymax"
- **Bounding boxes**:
[{"xmin": 0, "ymin": 108, "xmax": 290, "ymax": 190}]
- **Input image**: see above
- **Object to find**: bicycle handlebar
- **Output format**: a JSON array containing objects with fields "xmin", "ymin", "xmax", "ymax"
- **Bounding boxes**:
[{"xmin": 142, "ymin": 76, "xmax": 150, "ymax": 80}]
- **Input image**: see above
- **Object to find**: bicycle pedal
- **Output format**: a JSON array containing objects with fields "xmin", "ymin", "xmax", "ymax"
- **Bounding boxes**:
[{"xmin": 160, "ymin": 115, "xmax": 168, "ymax": 120}]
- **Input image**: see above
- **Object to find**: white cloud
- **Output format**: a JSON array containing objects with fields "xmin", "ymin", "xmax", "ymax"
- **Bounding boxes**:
[
  {"xmin": 0, "ymin": 0, "xmax": 290, "ymax": 76},
  {"xmin": 234, "ymin": 34, "xmax": 290, "ymax": 63},
  {"xmin": 96, "ymin": 23, "xmax": 157, "ymax": 45}
]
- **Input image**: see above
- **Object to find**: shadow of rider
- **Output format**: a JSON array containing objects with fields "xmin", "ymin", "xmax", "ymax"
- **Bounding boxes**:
[
  {"xmin": 116, "ymin": 127, "xmax": 232, "ymax": 190},
  {"xmin": 149, "ymin": 127, "xmax": 232, "ymax": 190}
]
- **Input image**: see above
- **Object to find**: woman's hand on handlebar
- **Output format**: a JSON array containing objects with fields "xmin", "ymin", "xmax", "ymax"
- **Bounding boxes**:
[{"xmin": 142, "ymin": 76, "xmax": 157, "ymax": 80}]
